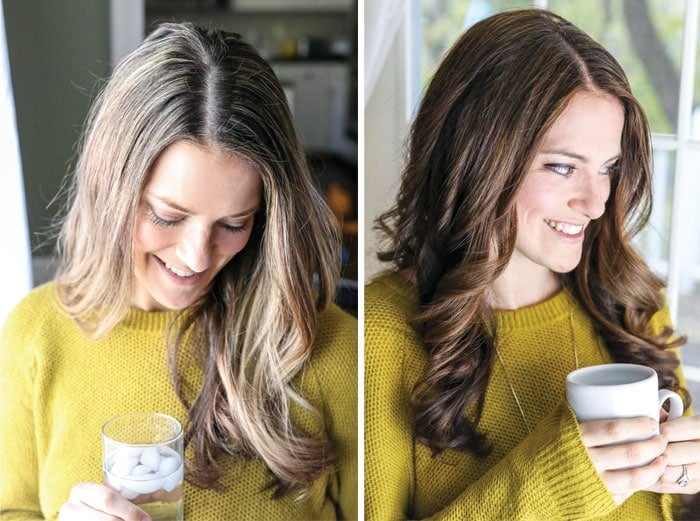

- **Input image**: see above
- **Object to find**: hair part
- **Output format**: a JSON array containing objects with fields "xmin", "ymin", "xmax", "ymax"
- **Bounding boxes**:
[
  {"xmin": 56, "ymin": 22, "xmax": 341, "ymax": 494},
  {"xmin": 376, "ymin": 8, "xmax": 687, "ymax": 455}
]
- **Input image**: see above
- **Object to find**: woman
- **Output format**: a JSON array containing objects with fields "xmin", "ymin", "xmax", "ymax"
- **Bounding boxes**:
[
  {"xmin": 0, "ymin": 23, "xmax": 357, "ymax": 520},
  {"xmin": 365, "ymin": 9, "xmax": 698, "ymax": 520}
]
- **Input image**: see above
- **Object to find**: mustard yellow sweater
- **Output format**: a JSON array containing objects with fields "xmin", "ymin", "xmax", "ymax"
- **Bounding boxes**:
[
  {"xmin": 365, "ymin": 271, "xmax": 686, "ymax": 521},
  {"xmin": 0, "ymin": 282, "xmax": 357, "ymax": 520}
]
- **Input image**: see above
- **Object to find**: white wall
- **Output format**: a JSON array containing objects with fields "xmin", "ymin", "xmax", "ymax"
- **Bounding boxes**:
[{"xmin": 364, "ymin": 26, "xmax": 410, "ymax": 280}]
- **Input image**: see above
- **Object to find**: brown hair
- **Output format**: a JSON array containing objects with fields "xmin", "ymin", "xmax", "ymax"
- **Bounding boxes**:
[
  {"xmin": 56, "ymin": 23, "xmax": 340, "ymax": 494},
  {"xmin": 376, "ymin": 8, "xmax": 687, "ymax": 455}
]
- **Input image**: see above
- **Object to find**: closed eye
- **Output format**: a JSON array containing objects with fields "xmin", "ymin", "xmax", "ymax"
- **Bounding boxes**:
[
  {"xmin": 220, "ymin": 218, "xmax": 252, "ymax": 234},
  {"xmin": 148, "ymin": 208, "xmax": 180, "ymax": 228}
]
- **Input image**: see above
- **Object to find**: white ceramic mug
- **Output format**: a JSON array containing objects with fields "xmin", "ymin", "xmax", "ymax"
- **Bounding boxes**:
[{"xmin": 566, "ymin": 363, "xmax": 683, "ymax": 432}]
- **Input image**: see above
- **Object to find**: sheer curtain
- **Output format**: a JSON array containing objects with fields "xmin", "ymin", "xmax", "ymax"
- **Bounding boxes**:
[
  {"xmin": 365, "ymin": 0, "xmax": 406, "ymax": 103},
  {"xmin": 364, "ymin": 0, "xmax": 414, "ymax": 279},
  {"xmin": 0, "ymin": 0, "xmax": 32, "ymax": 324}
]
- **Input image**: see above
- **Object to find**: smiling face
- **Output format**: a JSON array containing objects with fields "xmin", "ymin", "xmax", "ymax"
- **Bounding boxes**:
[
  {"xmin": 509, "ymin": 90, "xmax": 625, "ymax": 283},
  {"xmin": 132, "ymin": 140, "xmax": 263, "ymax": 311}
]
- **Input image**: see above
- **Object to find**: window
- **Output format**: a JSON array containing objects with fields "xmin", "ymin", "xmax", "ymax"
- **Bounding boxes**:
[{"xmin": 413, "ymin": 0, "xmax": 700, "ymax": 400}]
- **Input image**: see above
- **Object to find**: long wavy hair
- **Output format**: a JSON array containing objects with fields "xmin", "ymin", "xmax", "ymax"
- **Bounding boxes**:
[
  {"xmin": 56, "ymin": 23, "xmax": 341, "ymax": 494},
  {"xmin": 377, "ymin": 9, "xmax": 687, "ymax": 455}
]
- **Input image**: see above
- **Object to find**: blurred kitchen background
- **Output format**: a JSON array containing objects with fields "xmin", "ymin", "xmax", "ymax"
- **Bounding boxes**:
[{"xmin": 3, "ymin": 0, "xmax": 357, "ymax": 314}]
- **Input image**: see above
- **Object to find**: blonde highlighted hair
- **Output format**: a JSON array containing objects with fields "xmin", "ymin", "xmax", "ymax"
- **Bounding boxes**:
[{"xmin": 56, "ymin": 22, "xmax": 341, "ymax": 494}]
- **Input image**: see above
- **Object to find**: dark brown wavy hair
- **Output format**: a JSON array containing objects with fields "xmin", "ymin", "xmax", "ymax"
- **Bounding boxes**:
[{"xmin": 376, "ymin": 8, "xmax": 688, "ymax": 455}]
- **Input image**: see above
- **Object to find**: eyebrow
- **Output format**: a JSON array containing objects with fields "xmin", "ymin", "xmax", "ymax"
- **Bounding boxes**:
[
  {"xmin": 539, "ymin": 149, "xmax": 621, "ymax": 164},
  {"xmin": 146, "ymin": 193, "xmax": 259, "ymax": 218}
]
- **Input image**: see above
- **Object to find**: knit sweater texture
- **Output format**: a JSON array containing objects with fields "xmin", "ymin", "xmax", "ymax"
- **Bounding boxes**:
[
  {"xmin": 365, "ymin": 271, "xmax": 688, "ymax": 521},
  {"xmin": 0, "ymin": 282, "xmax": 357, "ymax": 520}
]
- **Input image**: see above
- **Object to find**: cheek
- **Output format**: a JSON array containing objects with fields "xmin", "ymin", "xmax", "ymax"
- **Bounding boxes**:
[
  {"xmin": 133, "ymin": 220, "xmax": 172, "ymax": 256},
  {"xmin": 216, "ymin": 228, "xmax": 256, "ymax": 261},
  {"xmin": 515, "ymin": 186, "xmax": 545, "ymax": 226}
]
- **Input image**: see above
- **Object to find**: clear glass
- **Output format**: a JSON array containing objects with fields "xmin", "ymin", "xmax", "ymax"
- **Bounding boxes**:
[
  {"xmin": 548, "ymin": 0, "xmax": 685, "ymax": 136},
  {"xmin": 102, "ymin": 412, "xmax": 184, "ymax": 521}
]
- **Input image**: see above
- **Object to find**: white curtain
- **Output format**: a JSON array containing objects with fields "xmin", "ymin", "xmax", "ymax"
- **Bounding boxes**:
[
  {"xmin": 0, "ymin": 0, "xmax": 32, "ymax": 324},
  {"xmin": 364, "ymin": 0, "xmax": 406, "ymax": 103}
]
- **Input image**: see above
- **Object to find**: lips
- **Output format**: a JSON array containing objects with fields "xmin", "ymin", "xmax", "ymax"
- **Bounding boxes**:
[
  {"xmin": 154, "ymin": 256, "xmax": 204, "ymax": 286},
  {"xmin": 544, "ymin": 219, "xmax": 584, "ymax": 236},
  {"xmin": 164, "ymin": 261, "xmax": 195, "ymax": 278}
]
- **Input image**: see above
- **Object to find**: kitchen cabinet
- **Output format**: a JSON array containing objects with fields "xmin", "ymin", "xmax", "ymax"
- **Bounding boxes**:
[
  {"xmin": 231, "ymin": 0, "xmax": 352, "ymax": 12},
  {"xmin": 273, "ymin": 62, "xmax": 352, "ymax": 157}
]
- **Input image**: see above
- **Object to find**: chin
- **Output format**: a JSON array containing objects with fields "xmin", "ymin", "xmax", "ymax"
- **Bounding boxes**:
[
  {"xmin": 549, "ymin": 257, "xmax": 581, "ymax": 275},
  {"xmin": 550, "ymin": 259, "xmax": 583, "ymax": 274}
]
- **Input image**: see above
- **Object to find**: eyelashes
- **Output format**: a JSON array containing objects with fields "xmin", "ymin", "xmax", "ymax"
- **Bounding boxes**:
[
  {"xmin": 147, "ymin": 207, "xmax": 249, "ymax": 234},
  {"xmin": 148, "ymin": 209, "xmax": 177, "ymax": 228},
  {"xmin": 546, "ymin": 164, "xmax": 575, "ymax": 176},
  {"xmin": 545, "ymin": 161, "xmax": 620, "ymax": 177}
]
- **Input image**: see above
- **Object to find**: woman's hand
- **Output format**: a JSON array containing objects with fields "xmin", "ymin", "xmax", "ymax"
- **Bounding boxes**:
[
  {"xmin": 58, "ymin": 482, "xmax": 151, "ymax": 521},
  {"xmin": 645, "ymin": 415, "xmax": 700, "ymax": 496},
  {"xmin": 579, "ymin": 416, "xmax": 668, "ymax": 505}
]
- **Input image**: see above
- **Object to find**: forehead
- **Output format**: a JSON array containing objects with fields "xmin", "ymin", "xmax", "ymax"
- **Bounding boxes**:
[
  {"xmin": 539, "ymin": 91, "xmax": 625, "ymax": 157},
  {"xmin": 144, "ymin": 140, "xmax": 262, "ymax": 213}
]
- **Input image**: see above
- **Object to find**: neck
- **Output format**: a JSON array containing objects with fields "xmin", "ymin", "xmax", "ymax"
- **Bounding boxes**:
[{"xmin": 488, "ymin": 262, "xmax": 562, "ymax": 310}]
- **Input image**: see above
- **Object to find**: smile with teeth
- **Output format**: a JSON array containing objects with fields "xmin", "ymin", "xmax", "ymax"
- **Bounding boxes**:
[
  {"xmin": 545, "ymin": 219, "xmax": 583, "ymax": 236},
  {"xmin": 164, "ymin": 261, "xmax": 196, "ymax": 278}
]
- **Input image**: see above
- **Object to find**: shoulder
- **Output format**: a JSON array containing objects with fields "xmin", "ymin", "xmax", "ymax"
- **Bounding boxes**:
[
  {"xmin": 1, "ymin": 282, "xmax": 64, "ymax": 340},
  {"xmin": 308, "ymin": 304, "xmax": 357, "ymax": 384},
  {"xmin": 0, "ymin": 282, "xmax": 69, "ymax": 370},
  {"xmin": 317, "ymin": 302, "xmax": 357, "ymax": 346},
  {"xmin": 365, "ymin": 271, "xmax": 419, "ymax": 349},
  {"xmin": 648, "ymin": 294, "xmax": 673, "ymax": 336},
  {"xmin": 365, "ymin": 270, "xmax": 417, "ymax": 329},
  {"xmin": 365, "ymin": 271, "xmax": 425, "ymax": 386},
  {"xmin": 304, "ymin": 303, "xmax": 357, "ymax": 423}
]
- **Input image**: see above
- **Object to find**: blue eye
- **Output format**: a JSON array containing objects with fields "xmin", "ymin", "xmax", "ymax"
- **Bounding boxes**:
[
  {"xmin": 546, "ymin": 164, "xmax": 574, "ymax": 176},
  {"xmin": 600, "ymin": 162, "xmax": 620, "ymax": 176}
]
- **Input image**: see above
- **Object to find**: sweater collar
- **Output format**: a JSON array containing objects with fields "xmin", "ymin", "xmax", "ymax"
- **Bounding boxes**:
[
  {"xmin": 121, "ymin": 307, "xmax": 184, "ymax": 332},
  {"xmin": 376, "ymin": 269, "xmax": 578, "ymax": 332},
  {"xmin": 494, "ymin": 289, "xmax": 577, "ymax": 332}
]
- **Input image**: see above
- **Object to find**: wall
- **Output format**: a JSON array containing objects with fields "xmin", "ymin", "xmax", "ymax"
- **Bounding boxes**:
[
  {"xmin": 4, "ymin": 0, "xmax": 110, "ymax": 255},
  {"xmin": 364, "ymin": 26, "xmax": 409, "ymax": 280}
]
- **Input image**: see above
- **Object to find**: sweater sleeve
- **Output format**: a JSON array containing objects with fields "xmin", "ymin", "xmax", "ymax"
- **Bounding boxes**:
[
  {"xmin": 424, "ymin": 404, "xmax": 616, "ymax": 520},
  {"xmin": 0, "ymin": 295, "xmax": 45, "ymax": 520}
]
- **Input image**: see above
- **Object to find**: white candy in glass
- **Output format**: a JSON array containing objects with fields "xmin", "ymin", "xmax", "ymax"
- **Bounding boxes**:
[
  {"xmin": 110, "ymin": 454, "xmax": 139, "ymax": 477},
  {"xmin": 158, "ymin": 455, "xmax": 179, "ymax": 476},
  {"xmin": 140, "ymin": 446, "xmax": 161, "ymax": 472},
  {"xmin": 162, "ymin": 464, "xmax": 184, "ymax": 492},
  {"xmin": 106, "ymin": 445, "xmax": 183, "ymax": 498},
  {"xmin": 120, "ymin": 476, "xmax": 165, "ymax": 495},
  {"xmin": 120, "ymin": 488, "xmax": 140, "ymax": 500}
]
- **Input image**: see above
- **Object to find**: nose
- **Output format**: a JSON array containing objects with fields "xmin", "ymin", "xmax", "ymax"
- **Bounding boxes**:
[
  {"xmin": 175, "ymin": 224, "xmax": 212, "ymax": 273},
  {"xmin": 569, "ymin": 172, "xmax": 610, "ymax": 220}
]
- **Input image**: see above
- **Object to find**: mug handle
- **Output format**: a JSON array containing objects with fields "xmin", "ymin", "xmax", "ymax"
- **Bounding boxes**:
[{"xmin": 659, "ymin": 389, "xmax": 684, "ymax": 421}]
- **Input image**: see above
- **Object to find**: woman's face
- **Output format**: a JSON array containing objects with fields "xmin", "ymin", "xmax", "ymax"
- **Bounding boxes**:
[
  {"xmin": 512, "ymin": 91, "xmax": 624, "ymax": 277},
  {"xmin": 132, "ymin": 140, "xmax": 263, "ymax": 311}
]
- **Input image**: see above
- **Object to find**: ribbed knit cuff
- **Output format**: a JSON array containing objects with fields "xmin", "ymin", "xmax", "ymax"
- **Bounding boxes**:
[{"xmin": 533, "ymin": 404, "xmax": 617, "ymax": 519}]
